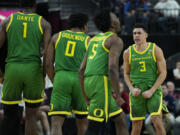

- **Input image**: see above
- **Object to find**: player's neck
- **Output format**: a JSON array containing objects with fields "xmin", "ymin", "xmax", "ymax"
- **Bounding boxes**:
[
  {"xmin": 108, "ymin": 28, "xmax": 117, "ymax": 34},
  {"xmin": 135, "ymin": 42, "xmax": 148, "ymax": 52},
  {"xmin": 21, "ymin": 8, "xmax": 35, "ymax": 14}
]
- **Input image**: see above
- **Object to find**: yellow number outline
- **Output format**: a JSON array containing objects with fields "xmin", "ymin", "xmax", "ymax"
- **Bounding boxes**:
[
  {"xmin": 65, "ymin": 41, "xmax": 76, "ymax": 57},
  {"xmin": 23, "ymin": 22, "xmax": 27, "ymax": 38},
  {"xmin": 139, "ymin": 61, "xmax": 146, "ymax": 72},
  {"xmin": 89, "ymin": 44, "xmax": 98, "ymax": 59}
]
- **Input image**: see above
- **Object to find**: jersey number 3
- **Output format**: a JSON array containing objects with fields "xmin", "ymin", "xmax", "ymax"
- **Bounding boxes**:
[{"xmin": 139, "ymin": 61, "xmax": 146, "ymax": 72}]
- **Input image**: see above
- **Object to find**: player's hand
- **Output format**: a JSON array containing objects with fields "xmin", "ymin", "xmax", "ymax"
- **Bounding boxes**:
[
  {"xmin": 131, "ymin": 88, "xmax": 141, "ymax": 97},
  {"xmin": 142, "ymin": 90, "xmax": 154, "ymax": 98},
  {"xmin": 112, "ymin": 93, "xmax": 125, "ymax": 107},
  {"xmin": 84, "ymin": 96, "xmax": 90, "ymax": 105}
]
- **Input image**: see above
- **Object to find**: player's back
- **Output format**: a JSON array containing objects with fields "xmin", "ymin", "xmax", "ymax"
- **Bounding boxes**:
[
  {"xmin": 55, "ymin": 30, "xmax": 89, "ymax": 72},
  {"xmin": 85, "ymin": 32, "xmax": 114, "ymax": 77},
  {"xmin": 6, "ymin": 12, "xmax": 43, "ymax": 63}
]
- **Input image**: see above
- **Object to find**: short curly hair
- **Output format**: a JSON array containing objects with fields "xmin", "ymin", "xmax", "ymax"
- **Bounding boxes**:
[
  {"xmin": 94, "ymin": 10, "xmax": 111, "ymax": 32},
  {"xmin": 68, "ymin": 13, "xmax": 89, "ymax": 29},
  {"xmin": 133, "ymin": 23, "xmax": 148, "ymax": 33}
]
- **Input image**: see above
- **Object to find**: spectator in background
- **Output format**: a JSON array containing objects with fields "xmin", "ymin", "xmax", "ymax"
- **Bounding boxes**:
[
  {"xmin": 123, "ymin": 0, "xmax": 149, "ymax": 34},
  {"xmin": 154, "ymin": 0, "xmax": 180, "ymax": 33},
  {"xmin": 119, "ymin": 82, "xmax": 130, "ymax": 114},
  {"xmin": 161, "ymin": 84, "xmax": 175, "ymax": 134},
  {"xmin": 173, "ymin": 60, "xmax": 180, "ymax": 80},
  {"xmin": 167, "ymin": 81, "xmax": 176, "ymax": 96},
  {"xmin": 162, "ymin": 84, "xmax": 176, "ymax": 115}
]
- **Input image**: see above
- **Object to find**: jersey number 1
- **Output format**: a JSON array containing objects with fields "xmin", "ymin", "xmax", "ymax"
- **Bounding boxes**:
[{"xmin": 23, "ymin": 22, "xmax": 27, "ymax": 38}]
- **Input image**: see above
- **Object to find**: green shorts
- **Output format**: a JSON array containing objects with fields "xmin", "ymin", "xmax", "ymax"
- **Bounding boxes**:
[
  {"xmin": 84, "ymin": 75, "xmax": 123, "ymax": 123},
  {"xmin": 1, "ymin": 62, "xmax": 44, "ymax": 105},
  {"xmin": 48, "ymin": 70, "xmax": 88, "ymax": 116},
  {"xmin": 130, "ymin": 84, "xmax": 162, "ymax": 121}
]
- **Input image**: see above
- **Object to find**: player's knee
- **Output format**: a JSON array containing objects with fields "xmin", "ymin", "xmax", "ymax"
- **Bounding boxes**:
[
  {"xmin": 151, "ymin": 115, "xmax": 161, "ymax": 123},
  {"xmin": 132, "ymin": 120, "xmax": 143, "ymax": 127},
  {"xmin": 25, "ymin": 107, "xmax": 39, "ymax": 120}
]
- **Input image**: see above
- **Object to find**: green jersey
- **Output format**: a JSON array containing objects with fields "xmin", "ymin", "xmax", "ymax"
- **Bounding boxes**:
[
  {"xmin": 55, "ymin": 30, "xmax": 89, "ymax": 72},
  {"xmin": 6, "ymin": 12, "xmax": 43, "ymax": 63},
  {"xmin": 85, "ymin": 32, "xmax": 114, "ymax": 76},
  {"xmin": 129, "ymin": 42, "xmax": 158, "ymax": 86}
]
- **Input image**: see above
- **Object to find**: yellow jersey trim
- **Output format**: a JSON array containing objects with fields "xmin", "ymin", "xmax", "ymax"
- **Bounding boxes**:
[
  {"xmin": 87, "ymin": 115, "xmax": 104, "ymax": 122},
  {"xmin": 104, "ymin": 76, "xmax": 109, "ymax": 122},
  {"xmin": 152, "ymin": 43, "xmax": 156, "ymax": 62},
  {"xmin": 85, "ymin": 36, "xmax": 89, "ymax": 51},
  {"xmin": 102, "ymin": 33, "xmax": 114, "ymax": 53},
  {"xmin": 133, "ymin": 42, "xmax": 151, "ymax": 55},
  {"xmin": 72, "ymin": 110, "xmax": 88, "ymax": 115},
  {"xmin": 130, "ymin": 115, "xmax": 145, "ymax": 120},
  {"xmin": 1, "ymin": 100, "xmax": 22, "ymax": 104},
  {"xmin": 109, "ymin": 108, "xmax": 123, "ymax": 117},
  {"xmin": 38, "ymin": 16, "xmax": 43, "ymax": 35},
  {"xmin": 150, "ymin": 91, "xmax": 163, "ymax": 116},
  {"xmin": 6, "ymin": 14, "xmax": 13, "ymax": 32},
  {"xmin": 17, "ymin": 12, "xmax": 36, "ymax": 15},
  {"xmin": 23, "ymin": 97, "xmax": 44, "ymax": 103},
  {"xmin": 67, "ymin": 30, "xmax": 84, "ymax": 33},
  {"xmin": 48, "ymin": 111, "xmax": 72, "ymax": 116},
  {"xmin": 129, "ymin": 46, "xmax": 131, "ymax": 64},
  {"xmin": 55, "ymin": 32, "xmax": 62, "ymax": 49}
]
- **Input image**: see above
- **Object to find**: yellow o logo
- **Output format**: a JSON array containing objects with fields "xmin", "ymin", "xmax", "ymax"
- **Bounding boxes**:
[{"xmin": 93, "ymin": 108, "xmax": 103, "ymax": 117}]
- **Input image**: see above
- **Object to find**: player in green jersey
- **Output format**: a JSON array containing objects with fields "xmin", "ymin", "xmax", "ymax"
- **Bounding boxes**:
[
  {"xmin": 46, "ymin": 13, "xmax": 89, "ymax": 135},
  {"xmin": 123, "ymin": 23, "xmax": 167, "ymax": 135},
  {"xmin": 0, "ymin": 9, "xmax": 51, "ymax": 135},
  {"xmin": 79, "ymin": 10, "xmax": 129, "ymax": 135}
]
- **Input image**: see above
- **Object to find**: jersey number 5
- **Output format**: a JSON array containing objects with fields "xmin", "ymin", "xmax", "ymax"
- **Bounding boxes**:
[
  {"xmin": 139, "ymin": 61, "xmax": 146, "ymax": 72},
  {"xmin": 65, "ymin": 41, "xmax": 76, "ymax": 57},
  {"xmin": 23, "ymin": 22, "xmax": 27, "ymax": 38},
  {"xmin": 89, "ymin": 44, "xmax": 98, "ymax": 59}
]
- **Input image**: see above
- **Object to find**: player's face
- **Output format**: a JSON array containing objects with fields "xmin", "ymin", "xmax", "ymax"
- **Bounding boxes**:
[
  {"xmin": 176, "ymin": 62, "xmax": 180, "ymax": 69},
  {"xmin": 133, "ymin": 28, "xmax": 148, "ymax": 45},
  {"xmin": 110, "ymin": 12, "xmax": 120, "ymax": 33},
  {"xmin": 162, "ymin": 85, "xmax": 168, "ymax": 96}
]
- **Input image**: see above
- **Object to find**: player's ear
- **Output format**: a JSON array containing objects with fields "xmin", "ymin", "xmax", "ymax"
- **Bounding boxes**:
[{"xmin": 84, "ymin": 24, "xmax": 88, "ymax": 33}]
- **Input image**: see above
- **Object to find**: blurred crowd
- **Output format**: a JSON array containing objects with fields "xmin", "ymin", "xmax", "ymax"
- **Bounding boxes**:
[{"xmin": 109, "ymin": 0, "xmax": 180, "ymax": 35}]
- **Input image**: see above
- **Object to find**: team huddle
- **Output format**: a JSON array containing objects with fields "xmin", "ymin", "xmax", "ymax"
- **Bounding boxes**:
[{"xmin": 0, "ymin": 9, "xmax": 166, "ymax": 135}]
